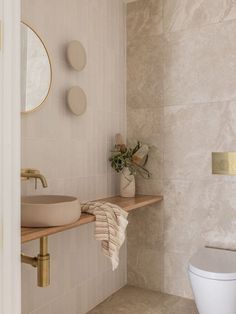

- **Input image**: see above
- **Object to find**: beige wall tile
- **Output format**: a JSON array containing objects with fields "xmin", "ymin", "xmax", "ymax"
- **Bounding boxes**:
[
  {"xmin": 164, "ymin": 251, "xmax": 193, "ymax": 299},
  {"xmin": 127, "ymin": 0, "xmax": 236, "ymax": 301},
  {"xmin": 127, "ymin": 35, "xmax": 164, "ymax": 108},
  {"xmin": 127, "ymin": 107, "xmax": 164, "ymax": 184},
  {"xmin": 128, "ymin": 246, "xmax": 163, "ymax": 291},
  {"xmin": 164, "ymin": 20, "xmax": 236, "ymax": 106},
  {"xmin": 128, "ymin": 204, "xmax": 164, "ymax": 250},
  {"xmin": 30, "ymin": 304, "xmax": 52, "ymax": 314},
  {"xmin": 127, "ymin": 0, "xmax": 163, "ymax": 40},
  {"xmin": 128, "ymin": 107, "xmax": 163, "ymax": 146},
  {"xmin": 127, "ymin": 0, "xmax": 164, "ymax": 294},
  {"xmin": 163, "ymin": 179, "xmax": 214, "ymax": 254},
  {"xmin": 47, "ymin": 284, "xmax": 87, "ymax": 314},
  {"xmin": 163, "ymin": 0, "xmax": 236, "ymax": 32},
  {"xmin": 164, "ymin": 101, "xmax": 236, "ymax": 180},
  {"xmin": 200, "ymin": 180, "xmax": 236, "ymax": 249},
  {"xmin": 127, "ymin": 204, "xmax": 164, "ymax": 291},
  {"xmin": 163, "ymin": 150, "xmax": 236, "ymax": 296},
  {"xmin": 135, "ymin": 178, "xmax": 163, "ymax": 195}
]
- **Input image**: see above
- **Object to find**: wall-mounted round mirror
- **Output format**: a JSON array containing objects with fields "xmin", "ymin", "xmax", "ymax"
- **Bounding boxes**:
[{"xmin": 21, "ymin": 22, "xmax": 52, "ymax": 113}]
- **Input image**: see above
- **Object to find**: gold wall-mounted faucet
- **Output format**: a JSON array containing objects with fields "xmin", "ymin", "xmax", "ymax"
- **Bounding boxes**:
[{"xmin": 21, "ymin": 168, "xmax": 48, "ymax": 188}]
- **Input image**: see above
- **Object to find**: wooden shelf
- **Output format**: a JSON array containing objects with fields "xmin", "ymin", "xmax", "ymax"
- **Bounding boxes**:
[{"xmin": 21, "ymin": 195, "xmax": 163, "ymax": 243}]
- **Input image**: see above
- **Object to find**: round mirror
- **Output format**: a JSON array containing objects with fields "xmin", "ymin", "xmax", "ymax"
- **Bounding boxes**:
[{"xmin": 21, "ymin": 22, "xmax": 52, "ymax": 113}]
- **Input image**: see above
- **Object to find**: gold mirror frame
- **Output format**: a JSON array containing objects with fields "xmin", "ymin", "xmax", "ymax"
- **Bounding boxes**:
[{"xmin": 21, "ymin": 21, "xmax": 53, "ymax": 114}]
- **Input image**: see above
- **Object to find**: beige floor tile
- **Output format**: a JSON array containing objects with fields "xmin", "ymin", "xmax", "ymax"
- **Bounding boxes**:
[{"xmin": 87, "ymin": 285, "xmax": 198, "ymax": 314}]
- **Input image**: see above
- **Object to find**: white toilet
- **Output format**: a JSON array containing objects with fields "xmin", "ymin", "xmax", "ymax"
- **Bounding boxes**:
[{"xmin": 188, "ymin": 247, "xmax": 236, "ymax": 314}]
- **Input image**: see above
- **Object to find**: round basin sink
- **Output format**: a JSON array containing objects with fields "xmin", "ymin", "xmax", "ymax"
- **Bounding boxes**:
[{"xmin": 21, "ymin": 195, "xmax": 81, "ymax": 227}]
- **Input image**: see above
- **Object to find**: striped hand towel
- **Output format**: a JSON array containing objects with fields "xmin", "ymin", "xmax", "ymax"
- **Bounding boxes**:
[{"xmin": 81, "ymin": 201, "xmax": 128, "ymax": 270}]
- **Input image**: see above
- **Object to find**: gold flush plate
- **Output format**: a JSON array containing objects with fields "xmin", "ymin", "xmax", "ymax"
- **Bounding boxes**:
[{"xmin": 212, "ymin": 152, "xmax": 236, "ymax": 175}]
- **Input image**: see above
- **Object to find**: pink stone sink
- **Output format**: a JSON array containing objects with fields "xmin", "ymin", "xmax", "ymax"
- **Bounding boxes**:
[{"xmin": 21, "ymin": 195, "xmax": 81, "ymax": 227}]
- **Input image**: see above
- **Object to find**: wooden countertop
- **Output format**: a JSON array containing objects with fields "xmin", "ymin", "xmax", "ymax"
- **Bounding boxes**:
[{"xmin": 21, "ymin": 195, "xmax": 163, "ymax": 243}]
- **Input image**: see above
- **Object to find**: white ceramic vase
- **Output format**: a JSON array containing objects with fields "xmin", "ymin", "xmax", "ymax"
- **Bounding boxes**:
[{"xmin": 120, "ymin": 167, "xmax": 135, "ymax": 198}]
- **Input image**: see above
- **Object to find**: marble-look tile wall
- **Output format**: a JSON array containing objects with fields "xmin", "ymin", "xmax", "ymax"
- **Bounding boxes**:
[
  {"xmin": 127, "ymin": 0, "xmax": 236, "ymax": 299},
  {"xmin": 127, "ymin": 0, "xmax": 164, "ymax": 293},
  {"xmin": 21, "ymin": 0, "xmax": 126, "ymax": 313}
]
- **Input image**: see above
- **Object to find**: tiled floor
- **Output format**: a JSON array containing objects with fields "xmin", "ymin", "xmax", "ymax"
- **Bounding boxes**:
[{"xmin": 88, "ymin": 285, "xmax": 198, "ymax": 314}]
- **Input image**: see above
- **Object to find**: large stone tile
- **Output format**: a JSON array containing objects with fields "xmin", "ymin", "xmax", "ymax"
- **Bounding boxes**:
[
  {"xmin": 136, "ymin": 178, "xmax": 163, "ymax": 195},
  {"xmin": 127, "ymin": 107, "xmax": 163, "ymax": 146},
  {"xmin": 164, "ymin": 178, "xmax": 236, "ymax": 252},
  {"xmin": 127, "ymin": 35, "xmax": 164, "ymax": 108},
  {"xmin": 164, "ymin": 0, "xmax": 236, "ymax": 32},
  {"xmin": 163, "ymin": 178, "xmax": 236, "ymax": 297},
  {"xmin": 87, "ymin": 286, "xmax": 198, "ymax": 314},
  {"xmin": 127, "ymin": 246, "xmax": 163, "ymax": 291},
  {"xmin": 127, "ymin": 0, "xmax": 163, "ymax": 40},
  {"xmin": 128, "ymin": 107, "xmax": 163, "ymax": 181},
  {"xmin": 164, "ymin": 251, "xmax": 193, "ymax": 299},
  {"xmin": 128, "ymin": 204, "xmax": 164, "ymax": 251},
  {"xmin": 126, "ymin": 0, "xmax": 236, "ymax": 305},
  {"xmin": 88, "ymin": 286, "xmax": 162, "ymax": 314},
  {"xmin": 164, "ymin": 180, "xmax": 209, "ymax": 254},
  {"xmin": 200, "ymin": 180, "xmax": 236, "ymax": 249},
  {"xmin": 164, "ymin": 20, "xmax": 236, "ymax": 106},
  {"xmin": 164, "ymin": 101, "xmax": 236, "ymax": 180},
  {"xmin": 159, "ymin": 293, "xmax": 198, "ymax": 314}
]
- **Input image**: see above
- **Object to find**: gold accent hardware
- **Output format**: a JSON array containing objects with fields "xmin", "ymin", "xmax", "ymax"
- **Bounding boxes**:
[
  {"xmin": 21, "ymin": 237, "xmax": 50, "ymax": 287},
  {"xmin": 21, "ymin": 254, "xmax": 38, "ymax": 267},
  {"xmin": 212, "ymin": 152, "xmax": 236, "ymax": 175},
  {"xmin": 37, "ymin": 236, "xmax": 50, "ymax": 287},
  {"xmin": 21, "ymin": 168, "xmax": 48, "ymax": 188}
]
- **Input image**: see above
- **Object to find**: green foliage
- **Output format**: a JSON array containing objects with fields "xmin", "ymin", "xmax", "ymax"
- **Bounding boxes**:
[{"xmin": 109, "ymin": 142, "xmax": 151, "ymax": 179}]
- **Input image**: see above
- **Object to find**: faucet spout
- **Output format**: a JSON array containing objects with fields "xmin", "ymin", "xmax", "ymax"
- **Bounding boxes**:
[
  {"xmin": 21, "ymin": 169, "xmax": 48, "ymax": 188},
  {"xmin": 32, "ymin": 173, "xmax": 48, "ymax": 188}
]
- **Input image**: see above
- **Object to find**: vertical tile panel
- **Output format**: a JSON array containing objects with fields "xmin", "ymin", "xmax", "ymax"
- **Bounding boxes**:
[{"xmin": 21, "ymin": 0, "xmax": 126, "ymax": 313}]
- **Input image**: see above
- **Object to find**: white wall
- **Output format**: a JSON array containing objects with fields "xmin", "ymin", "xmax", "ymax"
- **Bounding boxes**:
[
  {"xmin": 0, "ymin": 0, "xmax": 21, "ymax": 313},
  {"xmin": 21, "ymin": 1, "xmax": 127, "ymax": 313}
]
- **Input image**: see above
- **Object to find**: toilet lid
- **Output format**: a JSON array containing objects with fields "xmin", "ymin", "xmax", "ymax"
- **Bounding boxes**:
[{"xmin": 189, "ymin": 248, "xmax": 236, "ymax": 280}]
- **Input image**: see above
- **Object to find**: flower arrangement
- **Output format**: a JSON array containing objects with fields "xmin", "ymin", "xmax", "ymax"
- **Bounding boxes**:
[{"xmin": 109, "ymin": 140, "xmax": 151, "ymax": 179}]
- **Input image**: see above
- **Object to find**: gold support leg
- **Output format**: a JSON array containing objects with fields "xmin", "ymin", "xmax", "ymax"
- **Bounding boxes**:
[
  {"xmin": 21, "ymin": 236, "xmax": 50, "ymax": 288},
  {"xmin": 37, "ymin": 237, "xmax": 50, "ymax": 287}
]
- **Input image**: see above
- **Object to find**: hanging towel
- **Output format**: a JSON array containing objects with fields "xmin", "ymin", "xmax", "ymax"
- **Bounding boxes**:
[{"xmin": 81, "ymin": 201, "xmax": 128, "ymax": 270}]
